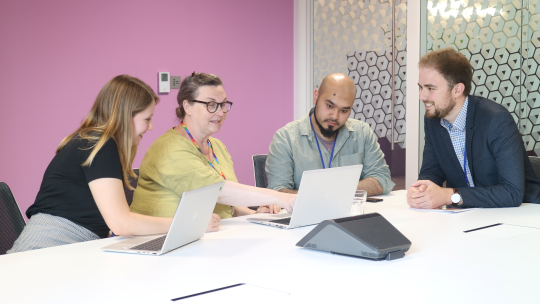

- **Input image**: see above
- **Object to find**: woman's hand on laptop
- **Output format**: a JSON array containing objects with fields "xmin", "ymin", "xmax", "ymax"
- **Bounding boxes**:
[
  {"xmin": 275, "ymin": 192, "xmax": 296, "ymax": 214},
  {"xmin": 256, "ymin": 204, "xmax": 281, "ymax": 214},
  {"xmin": 206, "ymin": 214, "xmax": 221, "ymax": 232}
]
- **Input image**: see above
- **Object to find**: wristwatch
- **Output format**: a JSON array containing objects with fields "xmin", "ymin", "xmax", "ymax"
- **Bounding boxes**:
[{"xmin": 450, "ymin": 188, "xmax": 461, "ymax": 204}]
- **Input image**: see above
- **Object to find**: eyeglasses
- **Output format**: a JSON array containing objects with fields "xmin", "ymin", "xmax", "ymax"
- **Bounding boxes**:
[{"xmin": 191, "ymin": 100, "xmax": 233, "ymax": 113}]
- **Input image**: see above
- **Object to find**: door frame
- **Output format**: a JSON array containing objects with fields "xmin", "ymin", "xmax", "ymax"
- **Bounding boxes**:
[{"xmin": 293, "ymin": 0, "xmax": 313, "ymax": 120}]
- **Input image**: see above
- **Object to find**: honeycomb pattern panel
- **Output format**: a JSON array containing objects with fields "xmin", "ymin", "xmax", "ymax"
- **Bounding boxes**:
[
  {"xmin": 426, "ymin": 0, "xmax": 540, "ymax": 155},
  {"xmin": 313, "ymin": 0, "xmax": 407, "ymax": 149}
]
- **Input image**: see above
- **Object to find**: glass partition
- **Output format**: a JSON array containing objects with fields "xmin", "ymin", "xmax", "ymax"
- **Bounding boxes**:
[
  {"xmin": 421, "ymin": 0, "xmax": 540, "ymax": 159},
  {"xmin": 312, "ymin": 0, "xmax": 408, "ymax": 189}
]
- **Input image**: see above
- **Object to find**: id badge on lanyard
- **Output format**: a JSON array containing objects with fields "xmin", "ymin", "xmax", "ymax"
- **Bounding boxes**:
[{"xmin": 463, "ymin": 142, "xmax": 470, "ymax": 187}]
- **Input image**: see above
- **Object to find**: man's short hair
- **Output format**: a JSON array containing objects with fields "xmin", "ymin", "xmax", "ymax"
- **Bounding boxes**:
[
  {"xmin": 318, "ymin": 73, "xmax": 357, "ymax": 98},
  {"xmin": 419, "ymin": 47, "xmax": 472, "ymax": 96}
]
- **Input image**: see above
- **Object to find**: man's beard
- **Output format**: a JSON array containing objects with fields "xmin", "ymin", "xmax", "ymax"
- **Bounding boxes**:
[
  {"xmin": 424, "ymin": 91, "xmax": 456, "ymax": 119},
  {"xmin": 314, "ymin": 109, "xmax": 340, "ymax": 138}
]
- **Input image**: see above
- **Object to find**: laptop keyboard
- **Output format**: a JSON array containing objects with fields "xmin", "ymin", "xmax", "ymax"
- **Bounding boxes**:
[
  {"xmin": 130, "ymin": 235, "xmax": 167, "ymax": 251},
  {"xmin": 269, "ymin": 217, "xmax": 291, "ymax": 225}
]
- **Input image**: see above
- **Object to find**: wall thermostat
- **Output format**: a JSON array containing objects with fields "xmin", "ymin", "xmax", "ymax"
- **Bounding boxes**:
[{"xmin": 158, "ymin": 72, "xmax": 170, "ymax": 93}]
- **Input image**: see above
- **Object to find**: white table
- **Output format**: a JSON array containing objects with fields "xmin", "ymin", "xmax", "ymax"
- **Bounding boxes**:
[{"xmin": 2, "ymin": 190, "xmax": 540, "ymax": 304}]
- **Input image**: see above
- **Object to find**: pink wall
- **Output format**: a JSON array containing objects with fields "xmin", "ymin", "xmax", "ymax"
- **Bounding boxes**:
[{"xmin": 0, "ymin": 0, "xmax": 293, "ymax": 219}]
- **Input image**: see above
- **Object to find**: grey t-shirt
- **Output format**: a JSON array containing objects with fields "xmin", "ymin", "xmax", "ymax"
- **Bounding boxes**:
[{"xmin": 315, "ymin": 133, "xmax": 335, "ymax": 155}]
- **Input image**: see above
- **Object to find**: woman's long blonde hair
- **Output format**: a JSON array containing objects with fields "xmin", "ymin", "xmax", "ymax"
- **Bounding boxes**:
[{"xmin": 57, "ymin": 75, "xmax": 158, "ymax": 190}]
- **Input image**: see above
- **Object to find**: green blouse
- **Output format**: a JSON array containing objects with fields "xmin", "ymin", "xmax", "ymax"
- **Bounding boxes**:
[{"xmin": 130, "ymin": 128, "xmax": 235, "ymax": 219}]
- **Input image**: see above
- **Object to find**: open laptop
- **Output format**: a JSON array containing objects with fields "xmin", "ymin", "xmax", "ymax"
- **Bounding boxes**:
[
  {"xmin": 102, "ymin": 181, "xmax": 224, "ymax": 255},
  {"xmin": 247, "ymin": 165, "xmax": 362, "ymax": 229}
]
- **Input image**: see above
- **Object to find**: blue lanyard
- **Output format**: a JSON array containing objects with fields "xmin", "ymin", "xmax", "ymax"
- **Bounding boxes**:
[
  {"xmin": 310, "ymin": 114, "xmax": 337, "ymax": 169},
  {"xmin": 463, "ymin": 142, "xmax": 470, "ymax": 187}
]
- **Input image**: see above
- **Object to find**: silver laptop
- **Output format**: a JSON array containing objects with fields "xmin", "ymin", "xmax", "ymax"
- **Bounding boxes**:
[
  {"xmin": 247, "ymin": 165, "xmax": 362, "ymax": 229},
  {"xmin": 102, "ymin": 182, "xmax": 224, "ymax": 255}
]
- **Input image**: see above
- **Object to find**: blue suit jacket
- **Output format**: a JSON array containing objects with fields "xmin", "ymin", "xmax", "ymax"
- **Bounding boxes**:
[{"xmin": 419, "ymin": 95, "xmax": 540, "ymax": 207}]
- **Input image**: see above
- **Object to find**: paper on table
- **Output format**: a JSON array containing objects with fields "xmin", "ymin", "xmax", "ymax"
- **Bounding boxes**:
[
  {"xmin": 410, "ymin": 207, "xmax": 479, "ymax": 213},
  {"xmin": 172, "ymin": 284, "xmax": 289, "ymax": 303},
  {"xmin": 466, "ymin": 224, "xmax": 540, "ymax": 239}
]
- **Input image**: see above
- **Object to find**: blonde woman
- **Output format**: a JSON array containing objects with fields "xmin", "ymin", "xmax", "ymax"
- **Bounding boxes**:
[{"xmin": 8, "ymin": 75, "xmax": 220, "ymax": 254}]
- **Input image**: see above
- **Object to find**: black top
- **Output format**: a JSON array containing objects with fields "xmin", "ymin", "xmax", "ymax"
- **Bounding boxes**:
[{"xmin": 27, "ymin": 137, "xmax": 123, "ymax": 238}]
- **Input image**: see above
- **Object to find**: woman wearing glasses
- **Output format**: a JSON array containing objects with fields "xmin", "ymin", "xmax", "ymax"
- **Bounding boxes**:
[{"xmin": 130, "ymin": 72, "xmax": 295, "ymax": 221}]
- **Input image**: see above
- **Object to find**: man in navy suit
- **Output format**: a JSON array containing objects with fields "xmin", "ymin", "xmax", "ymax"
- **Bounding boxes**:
[{"xmin": 407, "ymin": 48, "xmax": 540, "ymax": 208}]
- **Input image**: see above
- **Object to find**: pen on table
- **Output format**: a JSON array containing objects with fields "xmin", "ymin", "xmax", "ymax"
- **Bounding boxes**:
[
  {"xmin": 464, "ymin": 223, "xmax": 502, "ymax": 233},
  {"xmin": 171, "ymin": 283, "xmax": 245, "ymax": 301}
]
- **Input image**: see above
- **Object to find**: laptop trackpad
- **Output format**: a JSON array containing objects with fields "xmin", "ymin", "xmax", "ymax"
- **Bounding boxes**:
[
  {"xmin": 247, "ymin": 218, "xmax": 272, "ymax": 222},
  {"xmin": 272, "ymin": 213, "xmax": 292, "ymax": 219},
  {"xmin": 247, "ymin": 213, "xmax": 291, "ymax": 222},
  {"xmin": 114, "ymin": 236, "xmax": 158, "ymax": 245}
]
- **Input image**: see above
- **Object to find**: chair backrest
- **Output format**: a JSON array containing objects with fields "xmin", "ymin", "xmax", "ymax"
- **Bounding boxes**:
[
  {"xmin": 529, "ymin": 156, "xmax": 540, "ymax": 180},
  {"xmin": 123, "ymin": 168, "xmax": 139, "ymax": 207},
  {"xmin": 252, "ymin": 155, "xmax": 268, "ymax": 188},
  {"xmin": 0, "ymin": 182, "xmax": 26, "ymax": 255}
]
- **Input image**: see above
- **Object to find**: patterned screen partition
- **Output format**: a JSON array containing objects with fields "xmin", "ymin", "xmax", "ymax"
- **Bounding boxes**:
[
  {"xmin": 313, "ymin": 0, "xmax": 407, "ymax": 148},
  {"xmin": 425, "ymin": 0, "xmax": 540, "ymax": 155},
  {"xmin": 313, "ymin": 0, "xmax": 407, "ymax": 187}
]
